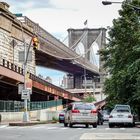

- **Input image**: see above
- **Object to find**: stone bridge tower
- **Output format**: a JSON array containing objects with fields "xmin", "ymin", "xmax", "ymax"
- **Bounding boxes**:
[{"xmin": 67, "ymin": 28, "xmax": 106, "ymax": 99}]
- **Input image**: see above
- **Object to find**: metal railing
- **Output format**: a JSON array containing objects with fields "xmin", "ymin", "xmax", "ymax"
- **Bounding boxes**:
[
  {"xmin": 0, "ymin": 58, "xmax": 24, "ymax": 75},
  {"xmin": 0, "ymin": 99, "xmax": 62, "ymax": 112}
]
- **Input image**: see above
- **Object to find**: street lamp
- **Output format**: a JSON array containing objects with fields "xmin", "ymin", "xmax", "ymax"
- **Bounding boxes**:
[
  {"xmin": 102, "ymin": 1, "xmax": 122, "ymax": 5},
  {"xmin": 22, "ymin": 35, "xmax": 38, "ymax": 122},
  {"xmin": 102, "ymin": 1, "xmax": 140, "ymax": 10},
  {"xmin": 22, "ymin": 38, "xmax": 32, "ymax": 122}
]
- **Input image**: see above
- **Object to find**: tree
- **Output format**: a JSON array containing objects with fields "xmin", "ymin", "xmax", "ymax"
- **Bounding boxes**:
[
  {"xmin": 99, "ymin": 0, "xmax": 140, "ymax": 115},
  {"xmin": 83, "ymin": 95, "xmax": 96, "ymax": 103}
]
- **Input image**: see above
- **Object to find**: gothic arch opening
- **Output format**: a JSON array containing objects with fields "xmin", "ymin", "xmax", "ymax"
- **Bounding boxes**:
[
  {"xmin": 89, "ymin": 42, "xmax": 99, "ymax": 68},
  {"xmin": 75, "ymin": 42, "xmax": 85, "ymax": 57}
]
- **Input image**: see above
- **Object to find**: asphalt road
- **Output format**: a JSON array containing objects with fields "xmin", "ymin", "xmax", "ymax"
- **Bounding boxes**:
[{"xmin": 0, "ymin": 122, "xmax": 140, "ymax": 140}]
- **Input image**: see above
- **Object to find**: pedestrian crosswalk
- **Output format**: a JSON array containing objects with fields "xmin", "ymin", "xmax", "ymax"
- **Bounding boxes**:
[{"xmin": 0, "ymin": 124, "xmax": 127, "ymax": 131}]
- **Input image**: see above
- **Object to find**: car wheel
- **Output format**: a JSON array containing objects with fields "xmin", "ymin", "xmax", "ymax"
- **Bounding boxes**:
[
  {"xmin": 92, "ymin": 123, "xmax": 97, "ymax": 128},
  {"xmin": 101, "ymin": 121, "xmax": 103, "ymax": 125},
  {"xmin": 133, "ymin": 122, "xmax": 135, "ymax": 127},
  {"xmin": 85, "ymin": 124, "xmax": 89, "ymax": 128},
  {"xmin": 69, "ymin": 123, "xmax": 73, "ymax": 128},
  {"xmin": 109, "ymin": 123, "xmax": 114, "ymax": 128},
  {"xmin": 64, "ymin": 122, "xmax": 68, "ymax": 127},
  {"xmin": 130, "ymin": 123, "xmax": 135, "ymax": 127}
]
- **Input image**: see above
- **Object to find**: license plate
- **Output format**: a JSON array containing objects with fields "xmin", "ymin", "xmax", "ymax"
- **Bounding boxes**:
[
  {"xmin": 82, "ymin": 113, "xmax": 88, "ymax": 116},
  {"xmin": 118, "ymin": 115, "xmax": 123, "ymax": 117}
]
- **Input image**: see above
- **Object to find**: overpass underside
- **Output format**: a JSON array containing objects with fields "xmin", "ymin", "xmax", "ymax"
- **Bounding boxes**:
[
  {"xmin": 35, "ymin": 50, "xmax": 98, "ymax": 76},
  {"xmin": 0, "ymin": 81, "xmax": 54, "ymax": 101}
]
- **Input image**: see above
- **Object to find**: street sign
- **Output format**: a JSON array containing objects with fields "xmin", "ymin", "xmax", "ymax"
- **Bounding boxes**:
[
  {"xmin": 18, "ymin": 84, "xmax": 24, "ymax": 94},
  {"xmin": 21, "ymin": 89, "xmax": 30, "ymax": 100},
  {"xmin": 27, "ymin": 88, "xmax": 32, "ymax": 95},
  {"xmin": 10, "ymin": 39, "xmax": 17, "ymax": 47}
]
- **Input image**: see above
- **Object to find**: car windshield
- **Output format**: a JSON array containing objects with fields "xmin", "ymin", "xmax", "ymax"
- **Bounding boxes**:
[
  {"xmin": 112, "ymin": 108, "xmax": 130, "ymax": 113},
  {"xmin": 115, "ymin": 105, "xmax": 130, "ymax": 110},
  {"xmin": 116, "ymin": 109, "xmax": 130, "ymax": 113},
  {"xmin": 74, "ymin": 103, "xmax": 95, "ymax": 110}
]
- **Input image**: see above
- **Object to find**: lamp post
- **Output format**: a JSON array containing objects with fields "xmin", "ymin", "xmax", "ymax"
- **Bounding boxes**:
[
  {"xmin": 102, "ymin": 1, "xmax": 140, "ymax": 10},
  {"xmin": 22, "ymin": 38, "xmax": 32, "ymax": 122},
  {"xmin": 22, "ymin": 40, "xmax": 29, "ymax": 122}
]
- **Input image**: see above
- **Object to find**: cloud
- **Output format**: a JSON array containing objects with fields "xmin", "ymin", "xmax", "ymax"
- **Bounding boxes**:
[
  {"xmin": 3, "ymin": 0, "xmax": 123, "ymax": 34},
  {"xmin": 3, "ymin": 0, "xmax": 53, "ymax": 12}
]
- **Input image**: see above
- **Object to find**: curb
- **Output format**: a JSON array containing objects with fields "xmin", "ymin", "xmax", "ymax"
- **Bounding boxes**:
[{"xmin": 9, "ymin": 121, "xmax": 58, "ymax": 126}]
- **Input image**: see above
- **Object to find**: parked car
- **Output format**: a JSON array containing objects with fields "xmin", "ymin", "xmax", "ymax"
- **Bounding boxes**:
[
  {"xmin": 102, "ymin": 110, "xmax": 110, "ymax": 121},
  {"xmin": 108, "ymin": 104, "xmax": 134, "ymax": 128},
  {"xmin": 59, "ymin": 109, "xmax": 66, "ymax": 123},
  {"xmin": 64, "ymin": 102, "xmax": 98, "ymax": 128}
]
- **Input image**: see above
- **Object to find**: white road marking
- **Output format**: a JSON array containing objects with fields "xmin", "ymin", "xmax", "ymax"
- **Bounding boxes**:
[
  {"xmin": 77, "ymin": 128, "xmax": 83, "ymax": 129},
  {"xmin": 46, "ymin": 127, "xmax": 58, "ymax": 130},
  {"xmin": 105, "ymin": 128, "xmax": 110, "ymax": 130},
  {"xmin": 80, "ymin": 133, "xmax": 140, "ymax": 140},
  {"xmin": 120, "ymin": 128, "xmax": 125, "ymax": 130},
  {"xmin": 0, "ymin": 125, "xmax": 8, "ymax": 128},
  {"xmin": 61, "ymin": 127, "xmax": 68, "ymax": 130}
]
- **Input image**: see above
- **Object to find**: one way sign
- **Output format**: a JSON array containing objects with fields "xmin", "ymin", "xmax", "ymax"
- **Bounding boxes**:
[{"xmin": 21, "ymin": 89, "xmax": 30, "ymax": 100}]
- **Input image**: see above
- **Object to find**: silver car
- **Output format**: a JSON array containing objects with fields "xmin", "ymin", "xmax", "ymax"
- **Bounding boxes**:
[
  {"xmin": 109, "ymin": 104, "xmax": 134, "ymax": 128},
  {"xmin": 64, "ymin": 102, "xmax": 98, "ymax": 128}
]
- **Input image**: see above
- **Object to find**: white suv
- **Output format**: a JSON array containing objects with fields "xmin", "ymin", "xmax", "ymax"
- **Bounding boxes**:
[{"xmin": 64, "ymin": 102, "xmax": 98, "ymax": 128}]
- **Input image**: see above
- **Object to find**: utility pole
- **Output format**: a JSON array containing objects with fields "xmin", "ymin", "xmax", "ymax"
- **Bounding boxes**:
[
  {"xmin": 22, "ymin": 40, "xmax": 29, "ymax": 122},
  {"xmin": 22, "ymin": 37, "xmax": 33, "ymax": 122}
]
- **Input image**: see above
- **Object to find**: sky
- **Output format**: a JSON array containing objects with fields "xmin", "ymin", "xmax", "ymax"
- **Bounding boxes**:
[{"xmin": 2, "ymin": 0, "xmax": 123, "ymax": 86}]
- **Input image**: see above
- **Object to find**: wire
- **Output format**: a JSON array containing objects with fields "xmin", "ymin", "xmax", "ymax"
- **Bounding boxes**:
[
  {"xmin": 62, "ymin": 35, "xmax": 68, "ymax": 43},
  {"xmin": 70, "ymin": 31, "xmax": 88, "ymax": 50}
]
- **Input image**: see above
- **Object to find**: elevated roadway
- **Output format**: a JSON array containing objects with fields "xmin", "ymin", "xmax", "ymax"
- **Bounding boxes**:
[{"xmin": 21, "ymin": 16, "xmax": 99, "ymax": 76}]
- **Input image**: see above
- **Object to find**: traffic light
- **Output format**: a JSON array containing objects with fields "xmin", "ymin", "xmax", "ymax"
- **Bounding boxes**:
[{"xmin": 32, "ymin": 36, "xmax": 39, "ymax": 50}]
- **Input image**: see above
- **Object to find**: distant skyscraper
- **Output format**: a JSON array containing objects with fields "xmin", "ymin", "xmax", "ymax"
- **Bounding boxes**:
[
  {"xmin": 45, "ymin": 76, "xmax": 52, "ymax": 83},
  {"xmin": 62, "ymin": 75, "xmax": 67, "ymax": 88}
]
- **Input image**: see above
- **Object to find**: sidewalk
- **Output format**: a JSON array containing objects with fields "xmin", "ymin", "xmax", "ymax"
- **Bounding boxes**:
[{"xmin": 9, "ymin": 120, "xmax": 58, "ymax": 126}]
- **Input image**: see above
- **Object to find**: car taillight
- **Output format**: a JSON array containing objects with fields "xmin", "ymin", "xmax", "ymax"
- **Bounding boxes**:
[
  {"xmin": 128, "ymin": 115, "xmax": 132, "ymax": 118},
  {"xmin": 91, "ymin": 110, "xmax": 97, "ymax": 114},
  {"xmin": 109, "ymin": 115, "xmax": 113, "ymax": 118},
  {"xmin": 59, "ymin": 114, "xmax": 64, "ymax": 116},
  {"xmin": 72, "ymin": 110, "xmax": 80, "ymax": 113}
]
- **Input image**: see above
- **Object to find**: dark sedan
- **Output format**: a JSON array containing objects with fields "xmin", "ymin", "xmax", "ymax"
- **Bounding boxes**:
[{"xmin": 59, "ymin": 109, "xmax": 66, "ymax": 123}]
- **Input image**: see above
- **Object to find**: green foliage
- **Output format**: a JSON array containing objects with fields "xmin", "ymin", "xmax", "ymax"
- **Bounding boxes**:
[
  {"xmin": 99, "ymin": 0, "xmax": 140, "ymax": 112},
  {"xmin": 83, "ymin": 95, "xmax": 96, "ymax": 103},
  {"xmin": 52, "ymin": 116, "xmax": 58, "ymax": 122}
]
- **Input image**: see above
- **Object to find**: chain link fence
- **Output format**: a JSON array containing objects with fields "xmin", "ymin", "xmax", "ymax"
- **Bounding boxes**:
[{"xmin": 0, "ymin": 100, "xmax": 62, "ymax": 112}]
